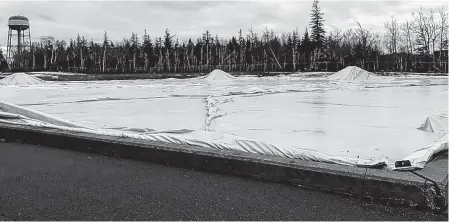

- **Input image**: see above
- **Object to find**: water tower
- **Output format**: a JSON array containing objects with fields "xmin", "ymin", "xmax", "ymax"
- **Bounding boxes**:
[{"xmin": 6, "ymin": 15, "xmax": 31, "ymax": 69}]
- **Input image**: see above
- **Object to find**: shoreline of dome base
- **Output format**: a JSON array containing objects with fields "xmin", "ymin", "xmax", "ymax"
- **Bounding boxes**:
[{"xmin": 0, "ymin": 122, "xmax": 446, "ymax": 214}]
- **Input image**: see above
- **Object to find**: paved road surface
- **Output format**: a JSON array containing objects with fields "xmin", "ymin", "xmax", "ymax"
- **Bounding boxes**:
[{"xmin": 0, "ymin": 142, "xmax": 446, "ymax": 221}]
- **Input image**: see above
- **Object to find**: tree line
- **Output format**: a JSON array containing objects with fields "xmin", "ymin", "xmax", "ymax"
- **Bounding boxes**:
[{"xmin": 1, "ymin": 0, "xmax": 448, "ymax": 74}]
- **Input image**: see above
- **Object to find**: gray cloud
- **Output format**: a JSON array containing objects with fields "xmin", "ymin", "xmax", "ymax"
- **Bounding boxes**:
[
  {"xmin": 0, "ymin": 0, "xmax": 447, "ymax": 45},
  {"xmin": 36, "ymin": 13, "xmax": 55, "ymax": 22},
  {"xmin": 149, "ymin": 1, "xmax": 226, "ymax": 11}
]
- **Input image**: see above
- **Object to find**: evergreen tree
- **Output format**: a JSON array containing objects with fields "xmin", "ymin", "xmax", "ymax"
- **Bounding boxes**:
[
  {"xmin": 202, "ymin": 30, "xmax": 212, "ymax": 65},
  {"xmin": 0, "ymin": 47, "xmax": 8, "ymax": 71},
  {"xmin": 142, "ymin": 30, "xmax": 154, "ymax": 70},
  {"xmin": 180, "ymin": 42, "xmax": 186, "ymax": 68},
  {"xmin": 7, "ymin": 4, "xmax": 448, "ymax": 74},
  {"xmin": 103, "ymin": 31, "xmax": 109, "ymax": 48},
  {"xmin": 0, "ymin": 47, "xmax": 4, "ymax": 62},
  {"xmin": 287, "ymin": 34, "xmax": 293, "ymax": 63},
  {"xmin": 214, "ymin": 35, "xmax": 221, "ymax": 65},
  {"xmin": 292, "ymin": 29, "xmax": 300, "ymax": 70},
  {"xmin": 238, "ymin": 29, "xmax": 245, "ymax": 65},
  {"xmin": 187, "ymin": 38, "xmax": 194, "ymax": 69},
  {"xmin": 194, "ymin": 38, "xmax": 202, "ymax": 65},
  {"xmin": 174, "ymin": 39, "xmax": 180, "ymax": 72},
  {"xmin": 102, "ymin": 31, "xmax": 110, "ymax": 72},
  {"xmin": 65, "ymin": 39, "xmax": 73, "ymax": 67},
  {"xmin": 245, "ymin": 37, "xmax": 252, "ymax": 64},
  {"xmin": 163, "ymin": 30, "xmax": 173, "ymax": 72},
  {"xmin": 129, "ymin": 32, "xmax": 139, "ymax": 71},
  {"xmin": 301, "ymin": 28, "xmax": 312, "ymax": 67},
  {"xmin": 154, "ymin": 37, "xmax": 163, "ymax": 68},
  {"xmin": 309, "ymin": 0, "xmax": 326, "ymax": 49}
]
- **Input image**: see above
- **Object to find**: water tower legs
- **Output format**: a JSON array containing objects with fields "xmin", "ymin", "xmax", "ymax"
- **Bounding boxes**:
[
  {"xmin": 17, "ymin": 28, "xmax": 21, "ymax": 65},
  {"xmin": 6, "ymin": 29, "xmax": 12, "ymax": 68},
  {"xmin": 6, "ymin": 28, "xmax": 31, "ymax": 70}
]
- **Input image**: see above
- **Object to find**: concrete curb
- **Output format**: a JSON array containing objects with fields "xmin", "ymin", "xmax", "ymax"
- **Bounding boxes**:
[{"xmin": 0, "ymin": 123, "xmax": 446, "ymax": 213}]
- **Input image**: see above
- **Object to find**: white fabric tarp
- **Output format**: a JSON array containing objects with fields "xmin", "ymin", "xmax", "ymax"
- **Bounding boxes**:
[
  {"xmin": 0, "ymin": 102, "xmax": 90, "ymax": 129},
  {"xmin": 0, "ymin": 101, "xmax": 446, "ymax": 170},
  {"xmin": 327, "ymin": 66, "xmax": 384, "ymax": 81},
  {"xmin": 395, "ymin": 133, "xmax": 448, "ymax": 170},
  {"xmin": 0, "ymin": 71, "xmax": 447, "ymax": 170},
  {"xmin": 0, "ymin": 101, "xmax": 376, "ymax": 166},
  {"xmin": 393, "ymin": 112, "xmax": 448, "ymax": 170},
  {"xmin": 198, "ymin": 69, "xmax": 235, "ymax": 81},
  {"xmin": 417, "ymin": 113, "xmax": 448, "ymax": 133}
]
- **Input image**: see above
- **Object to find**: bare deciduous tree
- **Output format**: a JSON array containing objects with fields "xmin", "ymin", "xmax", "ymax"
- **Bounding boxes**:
[
  {"xmin": 401, "ymin": 21, "xmax": 415, "ymax": 54},
  {"xmin": 438, "ymin": 7, "xmax": 448, "ymax": 51},
  {"xmin": 39, "ymin": 36, "xmax": 55, "ymax": 69},
  {"xmin": 412, "ymin": 8, "xmax": 430, "ymax": 54},
  {"xmin": 263, "ymin": 26, "xmax": 281, "ymax": 68},
  {"xmin": 291, "ymin": 28, "xmax": 299, "ymax": 71},
  {"xmin": 428, "ymin": 9, "xmax": 440, "ymax": 58},
  {"xmin": 384, "ymin": 16, "xmax": 402, "ymax": 70},
  {"xmin": 355, "ymin": 22, "xmax": 377, "ymax": 68},
  {"xmin": 411, "ymin": 7, "xmax": 441, "ymax": 55},
  {"xmin": 384, "ymin": 16, "xmax": 401, "ymax": 54}
]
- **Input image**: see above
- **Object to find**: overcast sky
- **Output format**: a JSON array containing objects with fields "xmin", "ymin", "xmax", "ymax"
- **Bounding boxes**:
[{"xmin": 0, "ymin": 0, "xmax": 447, "ymax": 46}]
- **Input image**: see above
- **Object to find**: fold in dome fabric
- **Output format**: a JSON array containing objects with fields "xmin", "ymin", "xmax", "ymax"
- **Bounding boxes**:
[
  {"xmin": 202, "ymin": 69, "xmax": 235, "ymax": 81},
  {"xmin": 417, "ymin": 113, "xmax": 448, "ymax": 133},
  {"xmin": 0, "ymin": 73, "xmax": 44, "ymax": 86},
  {"xmin": 327, "ymin": 66, "xmax": 383, "ymax": 81}
]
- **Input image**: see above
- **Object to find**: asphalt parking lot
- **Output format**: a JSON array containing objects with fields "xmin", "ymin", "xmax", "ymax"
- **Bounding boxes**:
[{"xmin": 0, "ymin": 142, "xmax": 447, "ymax": 221}]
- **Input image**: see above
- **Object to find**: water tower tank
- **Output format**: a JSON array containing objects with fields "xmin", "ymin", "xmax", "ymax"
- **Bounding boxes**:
[{"xmin": 8, "ymin": 15, "xmax": 30, "ymax": 31}]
